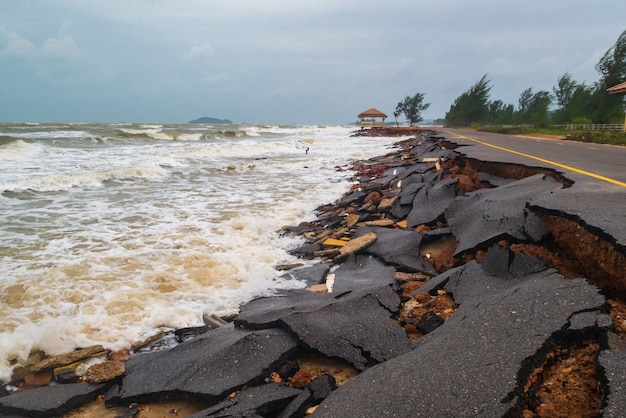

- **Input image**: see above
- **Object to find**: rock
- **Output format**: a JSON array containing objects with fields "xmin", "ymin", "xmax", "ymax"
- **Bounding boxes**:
[
  {"xmin": 0, "ymin": 383, "xmax": 108, "ymax": 418},
  {"xmin": 363, "ymin": 191, "xmax": 382, "ymax": 203},
  {"xmin": 346, "ymin": 213, "xmax": 361, "ymax": 228},
  {"xmin": 84, "ymin": 361, "xmax": 125, "ymax": 384},
  {"xmin": 333, "ymin": 232, "xmax": 377, "ymax": 262},
  {"xmin": 360, "ymin": 219, "xmax": 395, "ymax": 227},
  {"xmin": 106, "ymin": 325, "xmax": 299, "ymax": 406},
  {"xmin": 415, "ymin": 311, "xmax": 444, "ymax": 334},
  {"xmin": 378, "ymin": 196, "xmax": 398, "ymax": 211},
  {"xmin": 31, "ymin": 345, "xmax": 106, "ymax": 372},
  {"xmin": 22, "ymin": 371, "xmax": 52, "ymax": 387}
]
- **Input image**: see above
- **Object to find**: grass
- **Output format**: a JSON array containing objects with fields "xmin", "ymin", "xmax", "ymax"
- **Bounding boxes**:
[{"xmin": 476, "ymin": 126, "xmax": 626, "ymax": 146}]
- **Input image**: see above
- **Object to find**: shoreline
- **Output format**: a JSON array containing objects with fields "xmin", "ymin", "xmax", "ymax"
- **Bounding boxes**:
[{"xmin": 2, "ymin": 128, "xmax": 625, "ymax": 417}]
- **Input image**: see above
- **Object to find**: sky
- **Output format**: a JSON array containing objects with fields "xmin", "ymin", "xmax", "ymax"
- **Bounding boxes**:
[{"xmin": 1, "ymin": 0, "xmax": 625, "ymax": 124}]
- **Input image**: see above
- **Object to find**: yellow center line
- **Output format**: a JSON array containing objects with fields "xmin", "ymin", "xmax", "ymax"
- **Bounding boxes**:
[{"xmin": 443, "ymin": 131, "xmax": 626, "ymax": 188}]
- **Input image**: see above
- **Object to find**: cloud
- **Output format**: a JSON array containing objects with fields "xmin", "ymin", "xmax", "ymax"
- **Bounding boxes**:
[
  {"xmin": 42, "ymin": 35, "xmax": 83, "ymax": 60},
  {"xmin": 0, "ymin": 26, "xmax": 35, "ymax": 59},
  {"xmin": 182, "ymin": 44, "xmax": 214, "ymax": 61}
]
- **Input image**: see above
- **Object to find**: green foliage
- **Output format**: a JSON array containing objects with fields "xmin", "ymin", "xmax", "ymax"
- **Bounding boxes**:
[
  {"xmin": 566, "ymin": 130, "xmax": 626, "ymax": 145},
  {"xmin": 593, "ymin": 29, "xmax": 626, "ymax": 123},
  {"xmin": 515, "ymin": 88, "xmax": 552, "ymax": 126},
  {"xmin": 445, "ymin": 74, "xmax": 492, "ymax": 126},
  {"xmin": 395, "ymin": 92, "xmax": 430, "ymax": 127}
]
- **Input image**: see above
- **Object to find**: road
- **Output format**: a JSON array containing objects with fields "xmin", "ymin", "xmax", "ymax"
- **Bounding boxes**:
[
  {"xmin": 436, "ymin": 128, "xmax": 626, "ymax": 248},
  {"xmin": 439, "ymin": 128, "xmax": 626, "ymax": 187}
]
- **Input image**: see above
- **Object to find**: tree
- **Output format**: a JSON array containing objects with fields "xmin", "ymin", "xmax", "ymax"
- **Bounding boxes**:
[
  {"xmin": 553, "ymin": 73, "xmax": 578, "ymax": 110},
  {"xmin": 594, "ymin": 29, "xmax": 626, "ymax": 123},
  {"xmin": 552, "ymin": 74, "xmax": 595, "ymax": 123},
  {"xmin": 515, "ymin": 87, "xmax": 552, "ymax": 126},
  {"xmin": 444, "ymin": 74, "xmax": 492, "ymax": 126},
  {"xmin": 395, "ymin": 92, "xmax": 430, "ymax": 127}
]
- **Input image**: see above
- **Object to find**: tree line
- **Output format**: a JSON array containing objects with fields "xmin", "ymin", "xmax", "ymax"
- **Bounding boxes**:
[
  {"xmin": 395, "ymin": 29, "xmax": 626, "ymax": 128},
  {"xmin": 444, "ymin": 30, "xmax": 626, "ymax": 127}
]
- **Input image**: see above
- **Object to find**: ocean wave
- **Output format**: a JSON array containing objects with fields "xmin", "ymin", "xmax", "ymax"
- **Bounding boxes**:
[
  {"xmin": 2, "ymin": 130, "xmax": 91, "ymax": 139},
  {"xmin": 118, "ymin": 127, "xmax": 203, "ymax": 141},
  {"xmin": 215, "ymin": 127, "xmax": 262, "ymax": 138},
  {"xmin": 0, "ymin": 140, "xmax": 42, "ymax": 161},
  {"xmin": 1, "ymin": 165, "xmax": 168, "ymax": 193}
]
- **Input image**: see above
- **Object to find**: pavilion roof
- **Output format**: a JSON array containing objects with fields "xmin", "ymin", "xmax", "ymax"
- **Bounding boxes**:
[
  {"xmin": 607, "ymin": 81, "xmax": 626, "ymax": 95},
  {"xmin": 358, "ymin": 108, "xmax": 387, "ymax": 119}
]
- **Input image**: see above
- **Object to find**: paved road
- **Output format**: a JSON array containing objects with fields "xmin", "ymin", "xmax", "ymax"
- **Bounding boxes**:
[
  {"xmin": 437, "ymin": 128, "xmax": 626, "ymax": 249},
  {"xmin": 439, "ymin": 128, "xmax": 626, "ymax": 186}
]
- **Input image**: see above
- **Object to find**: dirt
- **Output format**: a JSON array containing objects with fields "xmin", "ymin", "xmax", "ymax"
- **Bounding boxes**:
[
  {"xmin": 516, "ymin": 341, "xmax": 603, "ymax": 418},
  {"xmin": 63, "ymin": 395, "xmax": 208, "ymax": 418},
  {"xmin": 287, "ymin": 353, "xmax": 359, "ymax": 389}
]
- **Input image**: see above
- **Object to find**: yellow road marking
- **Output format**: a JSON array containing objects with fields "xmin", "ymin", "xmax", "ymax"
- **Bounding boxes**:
[{"xmin": 444, "ymin": 131, "xmax": 626, "ymax": 188}]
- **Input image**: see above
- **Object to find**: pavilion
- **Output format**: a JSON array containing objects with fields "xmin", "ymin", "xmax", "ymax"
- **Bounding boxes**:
[
  {"xmin": 358, "ymin": 108, "xmax": 387, "ymax": 127},
  {"xmin": 607, "ymin": 81, "xmax": 626, "ymax": 131}
]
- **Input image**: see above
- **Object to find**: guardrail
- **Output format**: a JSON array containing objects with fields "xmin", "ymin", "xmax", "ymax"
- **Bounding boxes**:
[{"xmin": 563, "ymin": 124, "xmax": 624, "ymax": 131}]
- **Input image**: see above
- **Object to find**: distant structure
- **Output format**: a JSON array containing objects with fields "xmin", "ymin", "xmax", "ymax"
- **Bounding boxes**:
[
  {"xmin": 607, "ymin": 81, "xmax": 626, "ymax": 95},
  {"xmin": 358, "ymin": 108, "xmax": 387, "ymax": 128},
  {"xmin": 607, "ymin": 81, "xmax": 626, "ymax": 131}
]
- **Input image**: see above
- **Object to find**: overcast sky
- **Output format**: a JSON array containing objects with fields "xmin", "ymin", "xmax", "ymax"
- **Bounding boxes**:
[{"xmin": 1, "ymin": 0, "xmax": 625, "ymax": 124}]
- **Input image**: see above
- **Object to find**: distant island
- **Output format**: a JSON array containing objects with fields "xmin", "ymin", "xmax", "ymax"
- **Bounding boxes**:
[{"xmin": 188, "ymin": 117, "xmax": 233, "ymax": 124}]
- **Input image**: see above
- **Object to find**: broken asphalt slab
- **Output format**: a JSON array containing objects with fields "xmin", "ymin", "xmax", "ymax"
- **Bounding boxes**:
[
  {"xmin": 106, "ymin": 325, "xmax": 299, "ymax": 406},
  {"xmin": 236, "ymin": 256, "xmax": 410, "ymax": 371},
  {"xmin": 311, "ymin": 258, "xmax": 609, "ymax": 418},
  {"xmin": 353, "ymin": 226, "xmax": 436, "ymax": 274},
  {"xmin": 279, "ymin": 289, "xmax": 411, "ymax": 371},
  {"xmin": 187, "ymin": 383, "xmax": 302, "ymax": 418},
  {"xmin": 0, "ymin": 382, "xmax": 108, "ymax": 418},
  {"xmin": 445, "ymin": 174, "xmax": 559, "ymax": 255}
]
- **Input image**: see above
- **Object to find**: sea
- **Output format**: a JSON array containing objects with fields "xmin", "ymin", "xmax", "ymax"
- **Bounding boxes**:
[{"xmin": 0, "ymin": 122, "xmax": 404, "ymax": 382}]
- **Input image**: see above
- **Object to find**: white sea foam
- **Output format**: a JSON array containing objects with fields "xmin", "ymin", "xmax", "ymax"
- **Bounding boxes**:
[
  {"xmin": 0, "ymin": 140, "xmax": 41, "ymax": 161},
  {"xmin": 1, "ymin": 165, "xmax": 168, "ymax": 192},
  {"xmin": 0, "ymin": 122, "xmax": 403, "ymax": 382}
]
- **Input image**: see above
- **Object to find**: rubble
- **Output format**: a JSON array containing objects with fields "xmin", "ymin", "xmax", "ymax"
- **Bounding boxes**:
[{"xmin": 2, "ymin": 129, "xmax": 625, "ymax": 418}]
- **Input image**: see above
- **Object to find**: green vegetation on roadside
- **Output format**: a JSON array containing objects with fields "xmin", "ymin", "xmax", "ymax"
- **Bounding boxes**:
[{"xmin": 478, "ymin": 125, "xmax": 626, "ymax": 146}]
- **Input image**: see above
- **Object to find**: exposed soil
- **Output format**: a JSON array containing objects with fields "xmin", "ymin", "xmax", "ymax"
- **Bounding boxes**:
[
  {"xmin": 514, "ymin": 340, "xmax": 603, "ymax": 418},
  {"xmin": 63, "ymin": 395, "xmax": 208, "ymax": 418},
  {"xmin": 440, "ymin": 155, "xmax": 573, "ymax": 190},
  {"xmin": 287, "ymin": 353, "xmax": 358, "ymax": 389}
]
